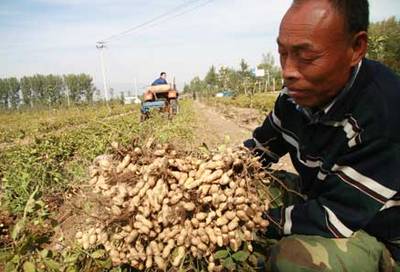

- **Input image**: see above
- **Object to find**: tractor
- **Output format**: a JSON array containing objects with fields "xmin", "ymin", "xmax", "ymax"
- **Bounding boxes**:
[{"xmin": 140, "ymin": 83, "xmax": 179, "ymax": 121}]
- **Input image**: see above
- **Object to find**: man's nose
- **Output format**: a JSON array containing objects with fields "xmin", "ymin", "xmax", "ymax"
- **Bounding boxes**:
[{"xmin": 282, "ymin": 56, "xmax": 301, "ymax": 82}]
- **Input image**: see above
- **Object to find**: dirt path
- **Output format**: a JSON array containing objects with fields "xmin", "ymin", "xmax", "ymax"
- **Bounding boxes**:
[
  {"xmin": 192, "ymin": 101, "xmax": 251, "ymax": 147},
  {"xmin": 192, "ymin": 101, "xmax": 296, "ymax": 173}
]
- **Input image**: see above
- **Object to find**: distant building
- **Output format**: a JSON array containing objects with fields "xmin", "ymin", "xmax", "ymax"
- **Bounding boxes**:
[
  {"xmin": 124, "ymin": 96, "xmax": 141, "ymax": 104},
  {"xmin": 251, "ymin": 68, "xmax": 265, "ymax": 77}
]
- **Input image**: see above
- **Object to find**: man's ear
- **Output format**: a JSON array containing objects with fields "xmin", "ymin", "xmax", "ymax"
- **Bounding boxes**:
[{"xmin": 350, "ymin": 31, "xmax": 368, "ymax": 66}]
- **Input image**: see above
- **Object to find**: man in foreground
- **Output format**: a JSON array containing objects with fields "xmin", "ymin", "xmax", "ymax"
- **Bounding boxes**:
[{"xmin": 245, "ymin": 0, "xmax": 400, "ymax": 270}]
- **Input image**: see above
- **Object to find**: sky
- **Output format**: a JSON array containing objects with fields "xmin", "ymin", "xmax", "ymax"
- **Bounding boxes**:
[{"xmin": 1, "ymin": 0, "xmax": 399, "ymax": 96}]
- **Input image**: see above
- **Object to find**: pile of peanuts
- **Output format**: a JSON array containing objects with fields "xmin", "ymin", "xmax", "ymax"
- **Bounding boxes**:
[{"xmin": 75, "ymin": 143, "xmax": 270, "ymax": 271}]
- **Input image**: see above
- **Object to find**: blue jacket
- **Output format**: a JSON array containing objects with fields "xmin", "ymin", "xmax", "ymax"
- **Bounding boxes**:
[{"xmin": 151, "ymin": 78, "xmax": 167, "ymax": 86}]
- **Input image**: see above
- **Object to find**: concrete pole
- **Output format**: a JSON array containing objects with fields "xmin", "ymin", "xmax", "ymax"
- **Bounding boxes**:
[
  {"xmin": 99, "ymin": 47, "xmax": 109, "ymax": 101},
  {"xmin": 96, "ymin": 42, "xmax": 110, "ymax": 112}
]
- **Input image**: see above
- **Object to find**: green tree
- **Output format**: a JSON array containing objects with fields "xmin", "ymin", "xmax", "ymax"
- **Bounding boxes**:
[
  {"xmin": 218, "ymin": 66, "xmax": 230, "ymax": 90},
  {"xmin": 238, "ymin": 59, "xmax": 256, "ymax": 94},
  {"xmin": 204, "ymin": 65, "xmax": 218, "ymax": 87},
  {"xmin": 183, "ymin": 83, "xmax": 190, "ymax": 94},
  {"xmin": 30, "ymin": 74, "xmax": 46, "ymax": 105},
  {"xmin": 78, "ymin": 74, "xmax": 96, "ymax": 103},
  {"xmin": 20, "ymin": 76, "xmax": 33, "ymax": 107},
  {"xmin": 188, "ymin": 76, "xmax": 207, "ymax": 97},
  {"xmin": 44, "ymin": 75, "xmax": 64, "ymax": 105},
  {"xmin": 225, "ymin": 67, "xmax": 242, "ymax": 94},
  {"xmin": 258, "ymin": 53, "xmax": 277, "ymax": 72},
  {"xmin": 64, "ymin": 74, "xmax": 82, "ymax": 103},
  {"xmin": 368, "ymin": 17, "xmax": 400, "ymax": 75},
  {"xmin": 7, "ymin": 77, "xmax": 20, "ymax": 109},
  {"xmin": 0, "ymin": 78, "xmax": 9, "ymax": 109},
  {"xmin": 239, "ymin": 59, "xmax": 252, "ymax": 78},
  {"xmin": 258, "ymin": 52, "xmax": 282, "ymax": 91}
]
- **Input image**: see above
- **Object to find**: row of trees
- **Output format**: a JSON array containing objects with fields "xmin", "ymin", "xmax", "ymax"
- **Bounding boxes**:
[
  {"xmin": 183, "ymin": 53, "xmax": 282, "ymax": 98},
  {"xmin": 0, "ymin": 74, "xmax": 97, "ymax": 110}
]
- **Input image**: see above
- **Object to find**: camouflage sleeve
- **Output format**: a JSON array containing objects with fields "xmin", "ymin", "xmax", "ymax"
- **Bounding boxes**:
[{"xmin": 264, "ymin": 137, "xmax": 399, "ymax": 239}]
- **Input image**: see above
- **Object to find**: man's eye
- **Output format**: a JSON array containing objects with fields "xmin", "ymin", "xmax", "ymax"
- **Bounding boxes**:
[
  {"xmin": 279, "ymin": 51, "xmax": 288, "ymax": 57},
  {"xmin": 300, "ymin": 57, "xmax": 315, "ymax": 63},
  {"xmin": 298, "ymin": 53, "xmax": 319, "ymax": 62}
]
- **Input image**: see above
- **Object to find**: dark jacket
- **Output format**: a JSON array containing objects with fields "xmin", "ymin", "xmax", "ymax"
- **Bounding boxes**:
[{"xmin": 247, "ymin": 59, "xmax": 400, "ymax": 261}]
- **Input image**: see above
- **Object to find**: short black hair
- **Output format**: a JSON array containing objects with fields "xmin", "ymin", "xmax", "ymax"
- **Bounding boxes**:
[
  {"xmin": 160, "ymin": 72, "xmax": 166, "ymax": 77},
  {"xmin": 293, "ymin": 0, "xmax": 369, "ymax": 34}
]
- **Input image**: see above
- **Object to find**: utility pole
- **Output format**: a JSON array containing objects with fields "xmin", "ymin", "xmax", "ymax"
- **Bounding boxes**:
[{"xmin": 96, "ymin": 41, "xmax": 110, "ymax": 111}]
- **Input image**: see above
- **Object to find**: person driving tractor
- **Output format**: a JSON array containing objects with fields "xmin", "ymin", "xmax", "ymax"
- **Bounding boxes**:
[{"xmin": 151, "ymin": 72, "xmax": 168, "ymax": 86}]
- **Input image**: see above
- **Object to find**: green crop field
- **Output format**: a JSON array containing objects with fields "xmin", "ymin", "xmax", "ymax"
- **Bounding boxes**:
[
  {"xmin": 0, "ymin": 99, "xmax": 276, "ymax": 272},
  {"xmin": 0, "ymin": 103, "xmax": 133, "ymax": 145},
  {"xmin": 0, "ymin": 101, "xmax": 198, "ymax": 271}
]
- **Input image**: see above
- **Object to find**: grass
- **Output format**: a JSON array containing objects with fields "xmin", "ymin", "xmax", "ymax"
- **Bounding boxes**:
[
  {"xmin": 0, "ymin": 99, "xmax": 197, "ymax": 271},
  {"xmin": 0, "ymin": 100, "xmax": 195, "ymax": 214},
  {"xmin": 0, "ymin": 98, "xmax": 274, "ymax": 272},
  {"xmin": 0, "ymin": 102, "xmax": 133, "ymax": 144},
  {"xmin": 207, "ymin": 92, "xmax": 279, "ymax": 113}
]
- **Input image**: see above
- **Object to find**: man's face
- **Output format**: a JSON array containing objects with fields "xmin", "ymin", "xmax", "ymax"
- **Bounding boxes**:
[
  {"xmin": 161, "ymin": 74, "xmax": 167, "ymax": 80},
  {"xmin": 278, "ymin": 0, "xmax": 355, "ymax": 108}
]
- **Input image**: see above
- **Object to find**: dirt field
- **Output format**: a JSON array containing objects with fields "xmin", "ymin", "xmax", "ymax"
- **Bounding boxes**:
[{"xmin": 192, "ymin": 100, "xmax": 296, "ymax": 173}]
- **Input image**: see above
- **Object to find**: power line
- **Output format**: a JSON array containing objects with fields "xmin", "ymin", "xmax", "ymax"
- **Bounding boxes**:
[
  {"xmin": 112, "ymin": 0, "xmax": 216, "ymax": 41},
  {"xmin": 100, "ymin": 0, "xmax": 208, "ymax": 43},
  {"xmin": 140, "ymin": 0, "xmax": 215, "ymax": 33},
  {"xmin": 95, "ymin": 0, "xmax": 216, "ymax": 102}
]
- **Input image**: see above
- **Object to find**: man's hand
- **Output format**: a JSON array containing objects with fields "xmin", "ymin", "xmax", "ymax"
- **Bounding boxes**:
[
  {"xmin": 243, "ymin": 138, "xmax": 273, "ymax": 167},
  {"xmin": 243, "ymin": 138, "xmax": 256, "ymax": 150}
]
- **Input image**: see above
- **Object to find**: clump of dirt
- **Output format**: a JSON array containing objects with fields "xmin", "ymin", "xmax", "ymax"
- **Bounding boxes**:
[
  {"xmin": 218, "ymin": 105, "xmax": 265, "ymax": 131},
  {"xmin": 0, "ymin": 211, "xmax": 15, "ymax": 247},
  {"xmin": 43, "ymin": 191, "xmax": 65, "ymax": 213}
]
